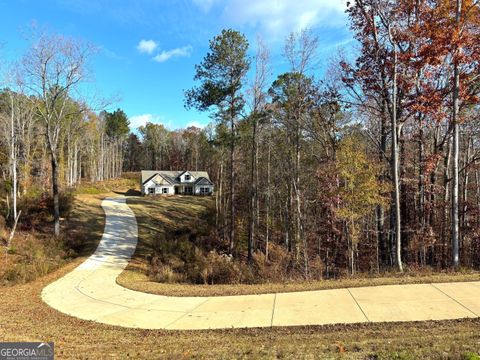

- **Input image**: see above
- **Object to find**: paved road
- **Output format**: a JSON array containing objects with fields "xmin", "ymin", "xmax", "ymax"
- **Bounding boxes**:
[{"xmin": 42, "ymin": 197, "xmax": 480, "ymax": 330}]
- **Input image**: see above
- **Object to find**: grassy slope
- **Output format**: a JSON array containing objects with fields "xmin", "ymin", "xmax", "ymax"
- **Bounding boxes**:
[
  {"xmin": 120, "ymin": 195, "xmax": 214, "ymax": 274},
  {"xmin": 118, "ymin": 196, "xmax": 479, "ymax": 297},
  {"xmin": 0, "ymin": 265, "xmax": 479, "ymax": 359}
]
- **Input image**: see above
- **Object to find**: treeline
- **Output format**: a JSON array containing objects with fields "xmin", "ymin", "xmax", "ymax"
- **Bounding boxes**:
[
  {"xmin": 123, "ymin": 124, "xmax": 216, "ymax": 174},
  {"xmin": 174, "ymin": 0, "xmax": 479, "ymax": 277},
  {"xmin": 0, "ymin": 30, "xmax": 129, "ymax": 235}
]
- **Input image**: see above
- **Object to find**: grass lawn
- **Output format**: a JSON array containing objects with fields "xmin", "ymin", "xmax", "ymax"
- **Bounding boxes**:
[
  {"xmin": 117, "ymin": 268, "xmax": 480, "ymax": 297},
  {"xmin": 117, "ymin": 195, "xmax": 216, "ymax": 285},
  {"xmin": 1, "ymin": 263, "xmax": 480, "ymax": 359}
]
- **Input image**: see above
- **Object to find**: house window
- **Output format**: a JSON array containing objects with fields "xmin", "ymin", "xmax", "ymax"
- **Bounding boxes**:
[
  {"xmin": 162, "ymin": 188, "xmax": 168, "ymax": 194},
  {"xmin": 200, "ymin": 187, "xmax": 210, "ymax": 194},
  {"xmin": 185, "ymin": 174, "xmax": 191, "ymax": 181},
  {"xmin": 184, "ymin": 186, "xmax": 193, "ymax": 194},
  {"xmin": 148, "ymin": 188, "xmax": 155, "ymax": 194}
]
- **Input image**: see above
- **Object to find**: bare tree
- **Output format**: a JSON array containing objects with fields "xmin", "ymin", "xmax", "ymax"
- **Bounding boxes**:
[
  {"xmin": 283, "ymin": 29, "xmax": 318, "ymax": 277},
  {"xmin": 247, "ymin": 36, "xmax": 270, "ymax": 263},
  {"xmin": 21, "ymin": 30, "xmax": 94, "ymax": 236}
]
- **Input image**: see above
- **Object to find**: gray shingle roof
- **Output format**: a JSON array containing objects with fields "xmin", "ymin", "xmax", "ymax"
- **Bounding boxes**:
[
  {"xmin": 141, "ymin": 170, "xmax": 211, "ymax": 185},
  {"xmin": 194, "ymin": 177, "xmax": 214, "ymax": 186}
]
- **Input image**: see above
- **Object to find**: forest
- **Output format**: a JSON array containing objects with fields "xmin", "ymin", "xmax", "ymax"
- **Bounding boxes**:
[{"xmin": 1, "ymin": 0, "xmax": 480, "ymax": 282}]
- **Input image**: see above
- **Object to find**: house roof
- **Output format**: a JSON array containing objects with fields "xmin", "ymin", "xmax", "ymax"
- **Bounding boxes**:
[
  {"xmin": 151, "ymin": 173, "xmax": 175, "ymax": 186},
  {"xmin": 141, "ymin": 170, "xmax": 211, "ymax": 185},
  {"xmin": 194, "ymin": 177, "xmax": 214, "ymax": 186}
]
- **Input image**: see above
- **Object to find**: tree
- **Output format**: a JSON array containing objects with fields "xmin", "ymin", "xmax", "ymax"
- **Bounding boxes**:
[
  {"xmin": 22, "ymin": 30, "xmax": 94, "ymax": 236},
  {"xmin": 269, "ymin": 70, "xmax": 316, "ymax": 276},
  {"xmin": 335, "ymin": 134, "xmax": 387, "ymax": 274},
  {"xmin": 185, "ymin": 29, "xmax": 250, "ymax": 255},
  {"xmin": 343, "ymin": 0, "xmax": 409, "ymax": 271},
  {"xmin": 246, "ymin": 37, "xmax": 270, "ymax": 263},
  {"xmin": 447, "ymin": 0, "xmax": 480, "ymax": 268},
  {"xmin": 139, "ymin": 122, "xmax": 170, "ymax": 170},
  {"xmin": 123, "ymin": 133, "xmax": 143, "ymax": 172},
  {"xmin": 104, "ymin": 109, "xmax": 130, "ymax": 178}
]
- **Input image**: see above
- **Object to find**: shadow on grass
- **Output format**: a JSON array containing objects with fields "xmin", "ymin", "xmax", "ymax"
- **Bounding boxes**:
[
  {"xmin": 114, "ymin": 189, "xmax": 142, "ymax": 197},
  {"xmin": 126, "ymin": 196, "xmax": 215, "ymax": 260},
  {"xmin": 65, "ymin": 197, "xmax": 106, "ymax": 257}
]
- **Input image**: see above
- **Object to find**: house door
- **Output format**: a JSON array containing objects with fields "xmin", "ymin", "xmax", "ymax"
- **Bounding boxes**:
[{"xmin": 175, "ymin": 187, "xmax": 179, "ymax": 194}]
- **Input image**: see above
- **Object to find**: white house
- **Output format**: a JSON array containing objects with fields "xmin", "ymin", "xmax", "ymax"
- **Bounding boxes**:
[{"xmin": 141, "ymin": 170, "xmax": 214, "ymax": 196}]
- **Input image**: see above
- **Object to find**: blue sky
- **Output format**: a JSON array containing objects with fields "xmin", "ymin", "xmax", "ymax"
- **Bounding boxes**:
[{"xmin": 0, "ymin": 0, "xmax": 352, "ymax": 131}]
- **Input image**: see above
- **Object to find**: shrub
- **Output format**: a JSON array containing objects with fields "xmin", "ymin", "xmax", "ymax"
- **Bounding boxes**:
[
  {"xmin": 149, "ymin": 260, "xmax": 185, "ymax": 283},
  {"xmin": 254, "ymin": 243, "xmax": 293, "ymax": 282},
  {"xmin": 204, "ymin": 251, "xmax": 242, "ymax": 284},
  {"xmin": 185, "ymin": 247, "xmax": 209, "ymax": 284}
]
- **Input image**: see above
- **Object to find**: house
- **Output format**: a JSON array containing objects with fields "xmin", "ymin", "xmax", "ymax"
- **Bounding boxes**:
[{"xmin": 141, "ymin": 170, "xmax": 214, "ymax": 196}]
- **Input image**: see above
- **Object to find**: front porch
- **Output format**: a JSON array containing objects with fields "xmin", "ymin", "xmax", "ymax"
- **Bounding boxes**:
[{"xmin": 174, "ymin": 185, "xmax": 195, "ymax": 195}]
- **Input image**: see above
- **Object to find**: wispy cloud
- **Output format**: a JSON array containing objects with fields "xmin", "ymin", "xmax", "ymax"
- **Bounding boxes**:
[
  {"xmin": 224, "ymin": 0, "xmax": 348, "ymax": 36},
  {"xmin": 129, "ymin": 114, "xmax": 172, "ymax": 130},
  {"xmin": 192, "ymin": 0, "xmax": 348, "ymax": 39},
  {"xmin": 137, "ymin": 39, "xmax": 158, "ymax": 54},
  {"xmin": 100, "ymin": 45, "xmax": 124, "ymax": 60},
  {"xmin": 153, "ymin": 45, "xmax": 193, "ymax": 63},
  {"xmin": 192, "ymin": 0, "xmax": 219, "ymax": 13}
]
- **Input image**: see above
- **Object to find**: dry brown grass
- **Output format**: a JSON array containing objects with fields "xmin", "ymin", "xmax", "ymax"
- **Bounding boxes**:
[
  {"xmin": 0, "ymin": 177, "xmax": 138, "ymax": 286},
  {"xmin": 1, "ymin": 181, "xmax": 480, "ymax": 358},
  {"xmin": 1, "ymin": 264, "xmax": 479, "ymax": 359},
  {"xmin": 117, "ymin": 267, "xmax": 480, "ymax": 297}
]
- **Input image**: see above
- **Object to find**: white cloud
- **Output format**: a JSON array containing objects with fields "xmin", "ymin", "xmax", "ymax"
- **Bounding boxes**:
[
  {"xmin": 137, "ymin": 39, "xmax": 158, "ymax": 54},
  {"xmin": 220, "ymin": 0, "xmax": 348, "ymax": 38},
  {"xmin": 153, "ymin": 45, "xmax": 193, "ymax": 63},
  {"xmin": 192, "ymin": 0, "xmax": 219, "ymax": 12},
  {"xmin": 186, "ymin": 120, "xmax": 209, "ymax": 129},
  {"xmin": 129, "ymin": 114, "xmax": 172, "ymax": 130}
]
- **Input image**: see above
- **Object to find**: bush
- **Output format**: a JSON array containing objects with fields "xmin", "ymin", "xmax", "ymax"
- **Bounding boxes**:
[
  {"xmin": 149, "ymin": 261, "xmax": 186, "ymax": 283},
  {"xmin": 3, "ymin": 258, "xmax": 61, "ymax": 284},
  {"xmin": 204, "ymin": 251, "xmax": 242, "ymax": 284},
  {"xmin": 254, "ymin": 243, "xmax": 293, "ymax": 282}
]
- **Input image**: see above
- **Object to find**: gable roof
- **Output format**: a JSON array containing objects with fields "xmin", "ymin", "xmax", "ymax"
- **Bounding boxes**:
[
  {"xmin": 141, "ymin": 170, "xmax": 211, "ymax": 185},
  {"xmin": 194, "ymin": 177, "xmax": 214, "ymax": 186},
  {"xmin": 151, "ymin": 173, "xmax": 175, "ymax": 186}
]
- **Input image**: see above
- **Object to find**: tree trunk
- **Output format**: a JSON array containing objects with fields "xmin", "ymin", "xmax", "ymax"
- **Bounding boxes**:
[
  {"xmin": 391, "ymin": 43, "xmax": 403, "ymax": 272},
  {"xmin": 451, "ymin": 0, "xmax": 462, "ymax": 269},
  {"xmin": 247, "ymin": 117, "xmax": 257, "ymax": 263},
  {"xmin": 442, "ymin": 139, "xmax": 452, "ymax": 267},
  {"xmin": 52, "ymin": 155, "xmax": 60, "ymax": 236},
  {"xmin": 265, "ymin": 140, "xmax": 271, "ymax": 262},
  {"xmin": 229, "ymin": 118, "xmax": 235, "ymax": 255},
  {"xmin": 377, "ymin": 103, "xmax": 388, "ymax": 268},
  {"xmin": 10, "ymin": 92, "xmax": 18, "ymax": 222}
]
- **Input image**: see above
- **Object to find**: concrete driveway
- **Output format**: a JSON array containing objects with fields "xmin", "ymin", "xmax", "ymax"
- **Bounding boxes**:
[{"xmin": 41, "ymin": 197, "xmax": 480, "ymax": 330}]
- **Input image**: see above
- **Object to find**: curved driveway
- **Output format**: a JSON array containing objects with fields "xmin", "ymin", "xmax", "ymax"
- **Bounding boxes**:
[{"xmin": 41, "ymin": 197, "xmax": 480, "ymax": 330}]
